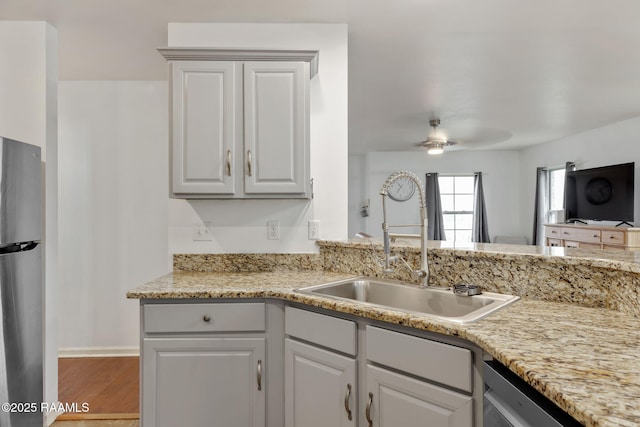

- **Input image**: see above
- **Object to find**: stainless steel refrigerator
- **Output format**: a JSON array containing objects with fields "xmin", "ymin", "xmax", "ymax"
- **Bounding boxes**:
[{"xmin": 0, "ymin": 137, "xmax": 43, "ymax": 427}]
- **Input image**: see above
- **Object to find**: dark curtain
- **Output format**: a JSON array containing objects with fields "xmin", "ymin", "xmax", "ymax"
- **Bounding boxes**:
[
  {"xmin": 425, "ymin": 173, "xmax": 446, "ymax": 240},
  {"xmin": 562, "ymin": 161, "xmax": 576, "ymax": 210},
  {"xmin": 472, "ymin": 172, "xmax": 490, "ymax": 243},
  {"xmin": 532, "ymin": 167, "xmax": 548, "ymax": 245}
]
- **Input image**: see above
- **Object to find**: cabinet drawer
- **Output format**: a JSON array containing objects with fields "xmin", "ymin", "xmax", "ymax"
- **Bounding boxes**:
[
  {"xmin": 547, "ymin": 226, "xmax": 602, "ymax": 243},
  {"xmin": 285, "ymin": 306, "xmax": 357, "ymax": 356},
  {"xmin": 144, "ymin": 302, "xmax": 265, "ymax": 333},
  {"xmin": 564, "ymin": 227, "xmax": 601, "ymax": 243},
  {"xmin": 545, "ymin": 227, "xmax": 563, "ymax": 238},
  {"xmin": 366, "ymin": 326, "xmax": 472, "ymax": 393},
  {"xmin": 603, "ymin": 230, "xmax": 625, "ymax": 245}
]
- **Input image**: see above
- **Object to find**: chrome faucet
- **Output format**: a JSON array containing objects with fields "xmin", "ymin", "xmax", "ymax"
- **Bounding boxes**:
[{"xmin": 379, "ymin": 171, "xmax": 429, "ymax": 286}]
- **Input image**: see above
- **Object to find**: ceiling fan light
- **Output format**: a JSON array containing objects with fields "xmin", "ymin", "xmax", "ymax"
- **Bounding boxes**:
[{"xmin": 427, "ymin": 144, "xmax": 444, "ymax": 155}]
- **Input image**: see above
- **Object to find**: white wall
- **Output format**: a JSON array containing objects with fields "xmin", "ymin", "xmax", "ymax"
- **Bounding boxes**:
[
  {"xmin": 58, "ymin": 81, "xmax": 169, "ymax": 350},
  {"xmin": 348, "ymin": 154, "xmax": 368, "ymax": 235},
  {"xmin": 167, "ymin": 23, "xmax": 348, "ymax": 257},
  {"xmin": 354, "ymin": 150, "xmax": 523, "ymax": 241},
  {"xmin": 53, "ymin": 23, "xmax": 347, "ymax": 354},
  {"xmin": 518, "ymin": 116, "xmax": 640, "ymax": 237},
  {"xmin": 0, "ymin": 20, "xmax": 58, "ymax": 421}
]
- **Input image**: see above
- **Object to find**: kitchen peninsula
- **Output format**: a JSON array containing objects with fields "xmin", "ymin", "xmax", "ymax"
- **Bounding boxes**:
[{"xmin": 128, "ymin": 240, "xmax": 640, "ymax": 427}]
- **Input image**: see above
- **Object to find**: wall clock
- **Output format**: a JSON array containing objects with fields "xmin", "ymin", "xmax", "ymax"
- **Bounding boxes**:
[
  {"xmin": 584, "ymin": 177, "xmax": 613, "ymax": 205},
  {"xmin": 387, "ymin": 176, "xmax": 416, "ymax": 201}
]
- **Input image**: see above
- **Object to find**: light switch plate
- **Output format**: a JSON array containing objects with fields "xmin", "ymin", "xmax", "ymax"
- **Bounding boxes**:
[{"xmin": 308, "ymin": 220, "xmax": 320, "ymax": 240}]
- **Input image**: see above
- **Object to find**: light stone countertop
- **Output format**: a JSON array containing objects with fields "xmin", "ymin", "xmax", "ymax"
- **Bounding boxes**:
[
  {"xmin": 322, "ymin": 238, "xmax": 640, "ymax": 273},
  {"xmin": 127, "ymin": 269, "xmax": 640, "ymax": 427}
]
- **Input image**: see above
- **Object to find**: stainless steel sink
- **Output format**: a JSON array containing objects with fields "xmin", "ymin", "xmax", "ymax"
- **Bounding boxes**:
[{"xmin": 296, "ymin": 277, "xmax": 519, "ymax": 323}]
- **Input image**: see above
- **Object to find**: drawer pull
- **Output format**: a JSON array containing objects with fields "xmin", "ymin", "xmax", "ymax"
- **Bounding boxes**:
[
  {"xmin": 551, "ymin": 230, "xmax": 557, "ymax": 234},
  {"xmin": 257, "ymin": 360, "xmax": 262, "ymax": 391},
  {"xmin": 203, "ymin": 315, "xmax": 211, "ymax": 323},
  {"xmin": 610, "ymin": 235, "xmax": 616, "ymax": 239},
  {"xmin": 344, "ymin": 384, "xmax": 353, "ymax": 420},
  {"xmin": 366, "ymin": 392, "xmax": 373, "ymax": 427},
  {"xmin": 563, "ymin": 231, "xmax": 569, "ymax": 234}
]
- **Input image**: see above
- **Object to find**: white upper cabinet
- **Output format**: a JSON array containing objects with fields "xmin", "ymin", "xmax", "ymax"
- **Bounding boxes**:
[
  {"xmin": 243, "ymin": 61, "xmax": 307, "ymax": 195},
  {"xmin": 171, "ymin": 61, "xmax": 237, "ymax": 195},
  {"xmin": 160, "ymin": 48, "xmax": 318, "ymax": 199}
]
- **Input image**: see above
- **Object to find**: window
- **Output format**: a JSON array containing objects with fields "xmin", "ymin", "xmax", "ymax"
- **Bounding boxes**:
[
  {"xmin": 548, "ymin": 167, "xmax": 566, "ymax": 218},
  {"xmin": 438, "ymin": 175, "xmax": 475, "ymax": 242}
]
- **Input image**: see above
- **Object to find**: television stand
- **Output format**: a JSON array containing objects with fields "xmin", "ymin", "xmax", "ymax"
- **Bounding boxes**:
[{"xmin": 544, "ymin": 223, "xmax": 640, "ymax": 251}]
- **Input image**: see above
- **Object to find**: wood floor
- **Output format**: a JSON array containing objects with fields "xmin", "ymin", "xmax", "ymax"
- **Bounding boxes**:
[
  {"xmin": 52, "ymin": 421, "xmax": 139, "ymax": 427},
  {"xmin": 57, "ymin": 357, "xmax": 139, "ymax": 421}
]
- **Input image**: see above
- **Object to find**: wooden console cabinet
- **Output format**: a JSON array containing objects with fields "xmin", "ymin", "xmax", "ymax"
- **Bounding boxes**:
[{"xmin": 544, "ymin": 223, "xmax": 640, "ymax": 251}]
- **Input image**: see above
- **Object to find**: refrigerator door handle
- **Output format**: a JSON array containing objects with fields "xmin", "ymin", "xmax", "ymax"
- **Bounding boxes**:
[{"xmin": 0, "ymin": 241, "xmax": 40, "ymax": 255}]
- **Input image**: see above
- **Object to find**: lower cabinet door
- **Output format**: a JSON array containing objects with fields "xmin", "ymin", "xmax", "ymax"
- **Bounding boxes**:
[
  {"xmin": 285, "ymin": 338, "xmax": 357, "ymax": 427},
  {"xmin": 142, "ymin": 337, "xmax": 266, "ymax": 427},
  {"xmin": 366, "ymin": 364, "xmax": 473, "ymax": 427}
]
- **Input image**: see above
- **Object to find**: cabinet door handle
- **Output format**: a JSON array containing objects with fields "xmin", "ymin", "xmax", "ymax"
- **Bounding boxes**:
[
  {"xmin": 247, "ymin": 150, "xmax": 252, "ymax": 176},
  {"xmin": 365, "ymin": 392, "xmax": 373, "ymax": 427},
  {"xmin": 344, "ymin": 384, "xmax": 353, "ymax": 421},
  {"xmin": 257, "ymin": 359, "xmax": 262, "ymax": 391},
  {"xmin": 202, "ymin": 315, "xmax": 211, "ymax": 323},
  {"xmin": 226, "ymin": 150, "xmax": 232, "ymax": 176}
]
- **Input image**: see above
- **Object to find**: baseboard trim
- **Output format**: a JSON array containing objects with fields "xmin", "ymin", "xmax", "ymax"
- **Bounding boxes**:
[
  {"xmin": 58, "ymin": 347, "xmax": 140, "ymax": 358},
  {"xmin": 56, "ymin": 413, "xmax": 140, "ymax": 421},
  {"xmin": 46, "ymin": 402, "xmax": 64, "ymax": 426}
]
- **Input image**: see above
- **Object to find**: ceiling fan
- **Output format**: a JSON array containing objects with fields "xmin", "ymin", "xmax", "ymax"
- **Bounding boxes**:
[{"xmin": 418, "ymin": 119, "xmax": 457, "ymax": 155}]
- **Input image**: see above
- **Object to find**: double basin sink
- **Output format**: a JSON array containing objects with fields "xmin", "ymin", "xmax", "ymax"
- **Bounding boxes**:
[{"xmin": 297, "ymin": 277, "xmax": 519, "ymax": 323}]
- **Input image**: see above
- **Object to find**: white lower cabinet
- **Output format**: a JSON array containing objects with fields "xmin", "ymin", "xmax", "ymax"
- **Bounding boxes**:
[
  {"xmin": 142, "ymin": 337, "xmax": 265, "ymax": 427},
  {"xmin": 284, "ymin": 306, "xmax": 358, "ymax": 427},
  {"xmin": 284, "ymin": 308, "xmax": 476, "ymax": 427},
  {"xmin": 140, "ymin": 302, "xmax": 271, "ymax": 427},
  {"xmin": 365, "ymin": 364, "xmax": 473, "ymax": 427},
  {"xmin": 285, "ymin": 338, "xmax": 357, "ymax": 427},
  {"xmin": 364, "ymin": 325, "xmax": 474, "ymax": 427},
  {"xmin": 140, "ymin": 302, "xmax": 478, "ymax": 427}
]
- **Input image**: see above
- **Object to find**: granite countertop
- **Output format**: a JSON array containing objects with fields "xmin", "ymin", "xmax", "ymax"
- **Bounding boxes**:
[
  {"xmin": 324, "ymin": 238, "xmax": 640, "ymax": 273},
  {"xmin": 127, "ymin": 269, "xmax": 640, "ymax": 427}
]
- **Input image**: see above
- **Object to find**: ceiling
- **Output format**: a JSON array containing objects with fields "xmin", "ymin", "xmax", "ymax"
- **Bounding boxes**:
[{"xmin": 2, "ymin": 0, "xmax": 640, "ymax": 153}]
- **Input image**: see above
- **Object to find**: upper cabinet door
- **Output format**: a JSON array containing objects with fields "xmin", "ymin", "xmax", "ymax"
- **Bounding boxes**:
[
  {"xmin": 243, "ymin": 61, "xmax": 309, "ymax": 195},
  {"xmin": 172, "ymin": 61, "xmax": 237, "ymax": 195}
]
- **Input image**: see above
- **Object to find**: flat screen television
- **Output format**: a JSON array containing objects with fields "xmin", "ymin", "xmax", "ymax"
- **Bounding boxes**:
[{"xmin": 564, "ymin": 162, "xmax": 635, "ymax": 225}]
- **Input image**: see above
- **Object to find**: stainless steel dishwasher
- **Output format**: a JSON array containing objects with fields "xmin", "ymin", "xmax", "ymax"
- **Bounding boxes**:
[{"xmin": 483, "ymin": 360, "xmax": 583, "ymax": 427}]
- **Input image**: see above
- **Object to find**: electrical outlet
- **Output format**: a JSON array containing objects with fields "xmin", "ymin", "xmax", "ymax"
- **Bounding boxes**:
[
  {"xmin": 308, "ymin": 220, "xmax": 320, "ymax": 240},
  {"xmin": 192, "ymin": 222, "xmax": 213, "ymax": 241},
  {"xmin": 267, "ymin": 221, "xmax": 280, "ymax": 240}
]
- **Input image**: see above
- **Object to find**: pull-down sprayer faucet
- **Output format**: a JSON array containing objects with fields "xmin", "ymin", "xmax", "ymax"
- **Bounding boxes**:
[{"xmin": 379, "ymin": 171, "xmax": 429, "ymax": 287}]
